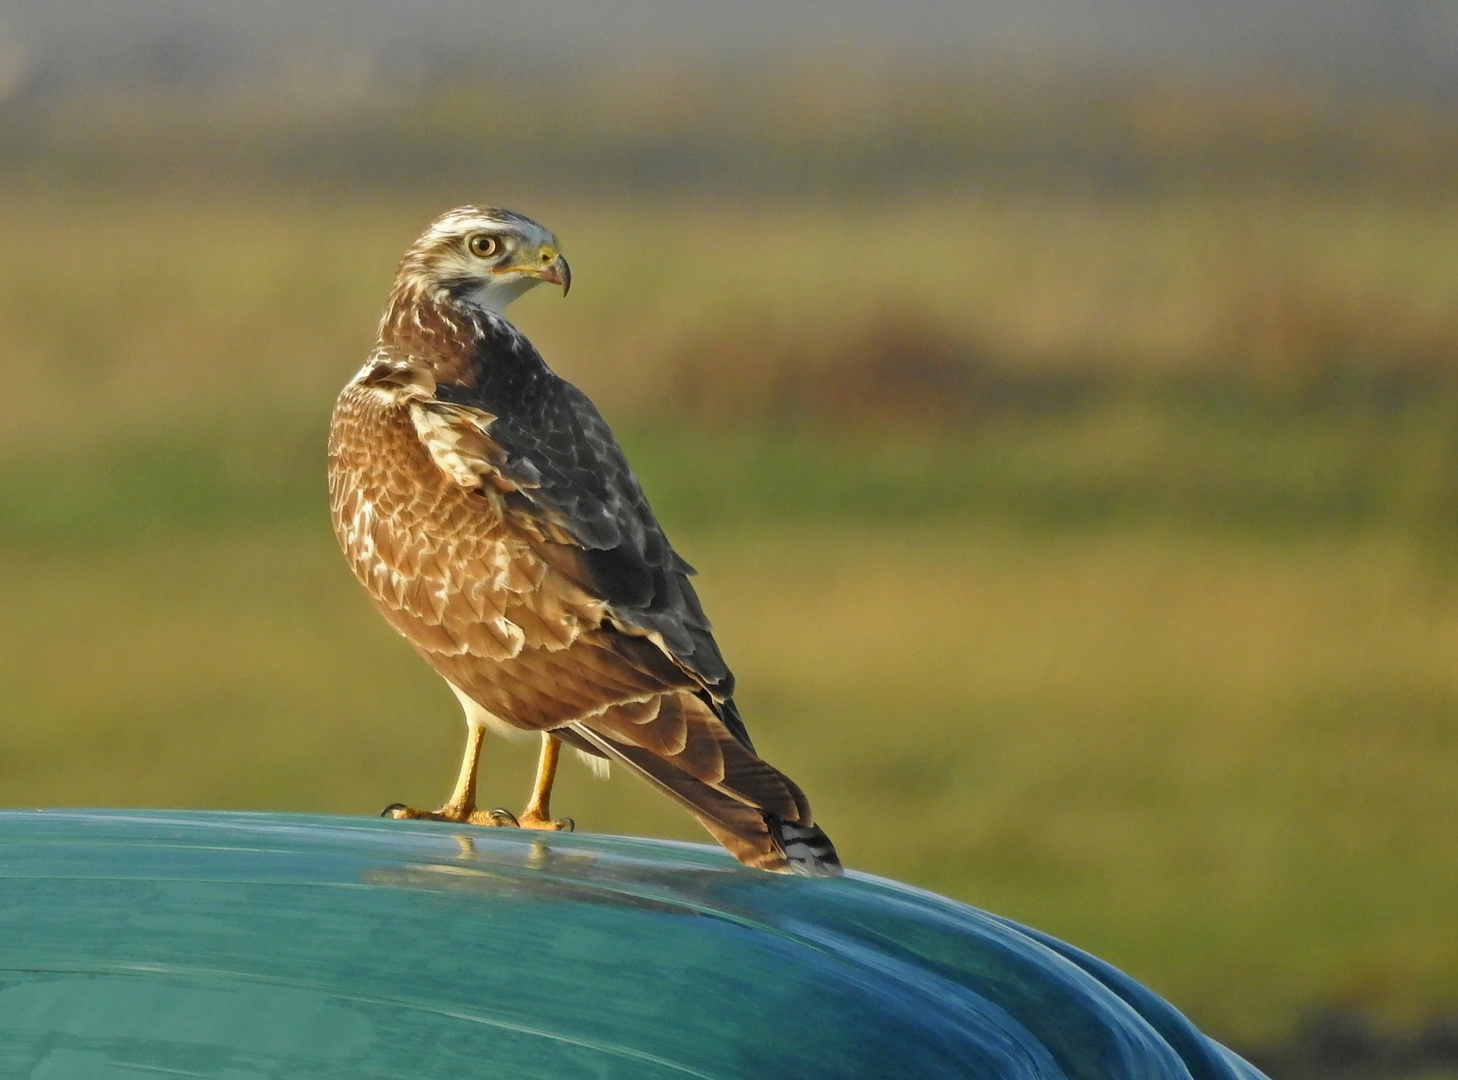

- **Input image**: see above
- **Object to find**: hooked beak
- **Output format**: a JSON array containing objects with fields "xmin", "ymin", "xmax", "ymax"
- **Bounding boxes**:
[
  {"xmin": 537, "ymin": 251, "xmax": 571, "ymax": 296},
  {"xmin": 489, "ymin": 245, "xmax": 572, "ymax": 295}
]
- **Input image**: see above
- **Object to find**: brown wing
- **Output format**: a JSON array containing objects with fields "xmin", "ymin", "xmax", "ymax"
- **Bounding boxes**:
[{"xmin": 328, "ymin": 357, "xmax": 836, "ymax": 874}]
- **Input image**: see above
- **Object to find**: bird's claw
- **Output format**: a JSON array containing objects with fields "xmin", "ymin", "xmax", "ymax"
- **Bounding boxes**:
[
  {"xmin": 472, "ymin": 807, "xmax": 520, "ymax": 827},
  {"xmin": 382, "ymin": 803, "xmax": 520, "ymax": 827},
  {"xmin": 518, "ymin": 813, "xmax": 574, "ymax": 832}
]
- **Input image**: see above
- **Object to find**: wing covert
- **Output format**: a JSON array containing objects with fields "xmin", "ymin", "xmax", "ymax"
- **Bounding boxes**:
[{"xmin": 424, "ymin": 371, "xmax": 735, "ymax": 700}]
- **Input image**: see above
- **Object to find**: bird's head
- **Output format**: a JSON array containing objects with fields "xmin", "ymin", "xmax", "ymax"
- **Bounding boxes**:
[{"xmin": 394, "ymin": 205, "xmax": 570, "ymax": 314}]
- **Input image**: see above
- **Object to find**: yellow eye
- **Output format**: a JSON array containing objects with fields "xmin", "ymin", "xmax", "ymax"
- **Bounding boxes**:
[{"xmin": 467, "ymin": 234, "xmax": 498, "ymax": 258}]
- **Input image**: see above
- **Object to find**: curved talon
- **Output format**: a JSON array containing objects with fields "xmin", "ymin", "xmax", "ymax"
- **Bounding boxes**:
[
  {"xmin": 385, "ymin": 803, "xmax": 498, "ymax": 825},
  {"xmin": 518, "ymin": 813, "xmax": 574, "ymax": 832},
  {"xmin": 485, "ymin": 807, "xmax": 519, "ymax": 827}
]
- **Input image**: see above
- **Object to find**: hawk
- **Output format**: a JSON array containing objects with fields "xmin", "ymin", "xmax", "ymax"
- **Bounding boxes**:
[{"xmin": 327, "ymin": 206, "xmax": 841, "ymax": 875}]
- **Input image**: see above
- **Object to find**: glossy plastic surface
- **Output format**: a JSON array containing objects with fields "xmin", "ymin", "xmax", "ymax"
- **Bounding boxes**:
[{"xmin": 0, "ymin": 811, "xmax": 1266, "ymax": 1079}]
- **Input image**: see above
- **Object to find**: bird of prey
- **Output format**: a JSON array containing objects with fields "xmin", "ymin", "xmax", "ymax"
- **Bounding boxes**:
[{"xmin": 327, "ymin": 206, "xmax": 840, "ymax": 875}]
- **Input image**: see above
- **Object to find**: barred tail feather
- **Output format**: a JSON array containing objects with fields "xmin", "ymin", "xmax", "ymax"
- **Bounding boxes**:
[{"xmin": 769, "ymin": 816, "xmax": 842, "ymax": 877}]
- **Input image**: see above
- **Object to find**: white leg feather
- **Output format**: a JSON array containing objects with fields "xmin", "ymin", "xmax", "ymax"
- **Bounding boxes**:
[{"xmin": 574, "ymin": 749, "xmax": 611, "ymax": 780}]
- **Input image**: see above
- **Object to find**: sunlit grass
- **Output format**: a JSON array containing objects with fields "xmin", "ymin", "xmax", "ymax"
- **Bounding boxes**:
[
  {"xmin": 5, "ymin": 186, "xmax": 1458, "ymax": 454},
  {"xmin": 5, "ymin": 405, "xmax": 1457, "ymax": 550}
]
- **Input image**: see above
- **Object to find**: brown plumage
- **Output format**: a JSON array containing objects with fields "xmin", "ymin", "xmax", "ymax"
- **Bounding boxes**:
[{"xmin": 327, "ymin": 206, "xmax": 840, "ymax": 875}]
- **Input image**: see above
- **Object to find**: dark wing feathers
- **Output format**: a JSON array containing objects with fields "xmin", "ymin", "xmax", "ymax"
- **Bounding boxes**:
[
  {"xmin": 438, "ymin": 373, "xmax": 735, "ymax": 701},
  {"xmin": 714, "ymin": 696, "xmax": 756, "ymax": 757}
]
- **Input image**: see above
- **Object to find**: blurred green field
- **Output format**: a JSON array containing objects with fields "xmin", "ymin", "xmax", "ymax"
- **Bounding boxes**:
[{"xmin": 1, "ymin": 186, "xmax": 1456, "ymax": 1050}]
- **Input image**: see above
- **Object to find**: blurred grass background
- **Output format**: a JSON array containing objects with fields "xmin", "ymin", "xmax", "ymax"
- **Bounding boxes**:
[{"xmin": 3, "ymin": 5, "xmax": 1458, "ymax": 1068}]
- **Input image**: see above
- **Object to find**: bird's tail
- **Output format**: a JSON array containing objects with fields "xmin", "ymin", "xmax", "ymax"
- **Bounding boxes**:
[
  {"xmin": 767, "ymin": 816, "xmax": 842, "ymax": 877},
  {"xmin": 566, "ymin": 723, "xmax": 842, "ymax": 877}
]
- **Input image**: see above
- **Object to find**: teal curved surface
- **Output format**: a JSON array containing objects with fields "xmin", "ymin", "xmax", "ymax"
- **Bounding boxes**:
[{"xmin": 0, "ymin": 811, "xmax": 1266, "ymax": 1080}]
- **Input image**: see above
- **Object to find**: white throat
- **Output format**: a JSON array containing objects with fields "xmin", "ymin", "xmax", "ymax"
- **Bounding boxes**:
[{"xmin": 463, "ymin": 277, "xmax": 536, "ymax": 314}]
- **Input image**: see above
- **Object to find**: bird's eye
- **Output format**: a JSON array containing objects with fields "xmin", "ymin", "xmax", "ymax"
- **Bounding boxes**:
[{"xmin": 467, "ymin": 234, "xmax": 498, "ymax": 258}]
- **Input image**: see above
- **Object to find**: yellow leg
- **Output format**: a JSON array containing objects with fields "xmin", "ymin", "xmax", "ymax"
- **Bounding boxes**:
[
  {"xmin": 383, "ymin": 722, "xmax": 516, "ymax": 827},
  {"xmin": 444, "ymin": 722, "xmax": 487, "ymax": 813},
  {"xmin": 518, "ymin": 733, "xmax": 573, "ymax": 831}
]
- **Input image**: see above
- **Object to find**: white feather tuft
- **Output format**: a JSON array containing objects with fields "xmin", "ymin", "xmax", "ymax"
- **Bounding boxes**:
[{"xmin": 574, "ymin": 748, "xmax": 611, "ymax": 780}]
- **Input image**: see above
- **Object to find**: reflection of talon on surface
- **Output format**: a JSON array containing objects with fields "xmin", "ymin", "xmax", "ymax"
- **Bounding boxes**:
[{"xmin": 525, "ymin": 838, "xmax": 552, "ymax": 869}]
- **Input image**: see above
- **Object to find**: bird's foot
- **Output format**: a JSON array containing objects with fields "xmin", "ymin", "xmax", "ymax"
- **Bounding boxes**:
[
  {"xmin": 382, "ymin": 803, "xmax": 519, "ymax": 827},
  {"xmin": 517, "ymin": 809, "xmax": 574, "ymax": 832},
  {"xmin": 472, "ymin": 807, "xmax": 521, "ymax": 827}
]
